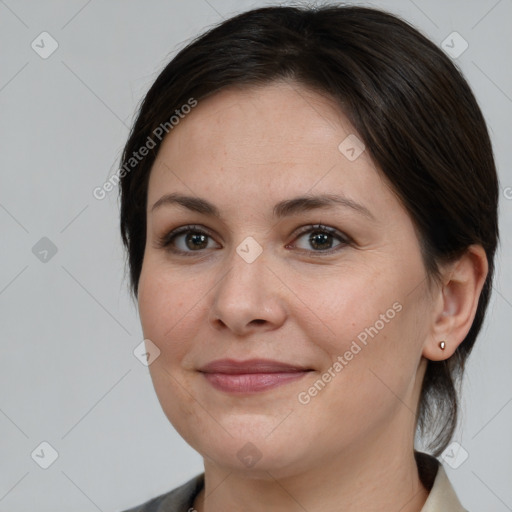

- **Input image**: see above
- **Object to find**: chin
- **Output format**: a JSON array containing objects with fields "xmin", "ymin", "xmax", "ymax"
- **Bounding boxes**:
[{"xmin": 180, "ymin": 420, "xmax": 314, "ymax": 477}]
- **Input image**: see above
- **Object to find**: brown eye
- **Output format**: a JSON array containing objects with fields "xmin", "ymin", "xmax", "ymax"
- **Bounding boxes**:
[
  {"xmin": 183, "ymin": 232, "xmax": 209, "ymax": 250},
  {"xmin": 157, "ymin": 225, "xmax": 220, "ymax": 255},
  {"xmin": 308, "ymin": 231, "xmax": 334, "ymax": 250},
  {"xmin": 291, "ymin": 225, "xmax": 349, "ymax": 253}
]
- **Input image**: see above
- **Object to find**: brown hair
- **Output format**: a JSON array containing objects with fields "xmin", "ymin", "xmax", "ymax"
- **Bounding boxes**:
[{"xmin": 118, "ymin": 5, "xmax": 499, "ymax": 456}]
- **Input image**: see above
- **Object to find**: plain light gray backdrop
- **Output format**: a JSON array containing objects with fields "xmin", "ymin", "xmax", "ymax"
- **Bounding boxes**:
[{"xmin": 0, "ymin": 0, "xmax": 511, "ymax": 510}]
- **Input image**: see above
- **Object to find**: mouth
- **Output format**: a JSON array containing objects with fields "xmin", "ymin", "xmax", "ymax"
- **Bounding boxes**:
[{"xmin": 198, "ymin": 358, "xmax": 314, "ymax": 394}]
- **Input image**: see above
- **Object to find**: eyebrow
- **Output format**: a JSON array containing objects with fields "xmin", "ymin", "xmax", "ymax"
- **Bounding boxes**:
[{"xmin": 151, "ymin": 192, "xmax": 375, "ymax": 221}]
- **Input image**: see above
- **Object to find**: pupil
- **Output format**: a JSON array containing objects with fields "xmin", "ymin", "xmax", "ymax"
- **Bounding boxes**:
[
  {"xmin": 310, "ymin": 232, "xmax": 331, "ymax": 250},
  {"xmin": 187, "ymin": 233, "xmax": 207, "ymax": 250}
]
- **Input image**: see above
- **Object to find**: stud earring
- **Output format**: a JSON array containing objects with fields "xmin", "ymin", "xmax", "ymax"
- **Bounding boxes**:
[{"xmin": 439, "ymin": 341, "xmax": 446, "ymax": 350}]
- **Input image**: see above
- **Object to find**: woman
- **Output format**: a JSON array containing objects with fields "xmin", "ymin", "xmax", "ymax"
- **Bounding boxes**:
[{"xmin": 118, "ymin": 5, "xmax": 499, "ymax": 511}]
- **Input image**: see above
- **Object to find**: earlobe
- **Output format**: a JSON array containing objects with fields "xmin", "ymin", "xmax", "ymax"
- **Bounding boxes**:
[
  {"xmin": 422, "ymin": 245, "xmax": 488, "ymax": 362},
  {"xmin": 424, "ymin": 339, "xmax": 452, "ymax": 362}
]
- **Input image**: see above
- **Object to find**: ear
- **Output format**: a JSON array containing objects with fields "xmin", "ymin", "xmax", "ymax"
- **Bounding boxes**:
[{"xmin": 423, "ymin": 245, "xmax": 489, "ymax": 361}]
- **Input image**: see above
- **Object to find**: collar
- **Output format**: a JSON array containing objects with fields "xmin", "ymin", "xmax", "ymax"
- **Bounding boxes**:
[{"xmin": 416, "ymin": 451, "xmax": 468, "ymax": 511}]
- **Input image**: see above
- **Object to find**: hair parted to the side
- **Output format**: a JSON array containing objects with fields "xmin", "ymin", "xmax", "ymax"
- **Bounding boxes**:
[{"xmin": 118, "ymin": 5, "xmax": 499, "ymax": 457}]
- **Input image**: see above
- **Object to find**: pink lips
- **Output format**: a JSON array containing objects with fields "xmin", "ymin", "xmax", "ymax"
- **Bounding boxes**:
[{"xmin": 199, "ymin": 359, "xmax": 312, "ymax": 394}]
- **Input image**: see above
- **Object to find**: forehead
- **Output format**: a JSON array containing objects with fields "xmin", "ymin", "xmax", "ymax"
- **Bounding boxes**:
[
  {"xmin": 147, "ymin": 82, "xmax": 393, "ymax": 216},
  {"xmin": 169, "ymin": 82, "xmax": 354, "ymax": 158}
]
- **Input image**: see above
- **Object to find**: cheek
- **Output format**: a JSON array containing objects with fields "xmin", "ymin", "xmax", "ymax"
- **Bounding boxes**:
[
  {"xmin": 138, "ymin": 253, "xmax": 203, "ymax": 322},
  {"xmin": 287, "ymin": 261, "xmax": 401, "ymax": 350},
  {"xmin": 137, "ymin": 262, "xmax": 210, "ymax": 434},
  {"xmin": 290, "ymin": 259, "xmax": 426, "ymax": 397},
  {"xmin": 138, "ymin": 260, "xmax": 199, "ymax": 359},
  {"xmin": 137, "ymin": 257, "xmax": 226, "ymax": 380},
  {"xmin": 293, "ymin": 296, "xmax": 424, "ymax": 450}
]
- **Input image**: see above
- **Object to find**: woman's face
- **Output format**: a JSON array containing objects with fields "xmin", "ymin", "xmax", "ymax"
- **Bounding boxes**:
[{"xmin": 138, "ymin": 82, "xmax": 434, "ymax": 477}]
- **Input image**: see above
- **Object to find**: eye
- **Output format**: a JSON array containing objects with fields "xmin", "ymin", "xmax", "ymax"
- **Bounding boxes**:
[
  {"xmin": 156, "ymin": 225, "xmax": 220, "ymax": 255},
  {"xmin": 288, "ymin": 224, "xmax": 350, "ymax": 253},
  {"xmin": 156, "ymin": 223, "xmax": 350, "ymax": 256}
]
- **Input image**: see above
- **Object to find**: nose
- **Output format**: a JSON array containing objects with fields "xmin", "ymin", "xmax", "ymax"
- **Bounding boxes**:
[{"xmin": 208, "ymin": 244, "xmax": 287, "ymax": 336}]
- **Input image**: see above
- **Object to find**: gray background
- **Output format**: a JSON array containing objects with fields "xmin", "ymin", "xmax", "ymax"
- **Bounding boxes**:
[{"xmin": 0, "ymin": 0, "xmax": 511, "ymax": 510}]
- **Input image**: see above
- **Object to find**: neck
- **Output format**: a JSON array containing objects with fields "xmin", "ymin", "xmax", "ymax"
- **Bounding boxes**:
[{"xmin": 194, "ymin": 428, "xmax": 429, "ymax": 512}]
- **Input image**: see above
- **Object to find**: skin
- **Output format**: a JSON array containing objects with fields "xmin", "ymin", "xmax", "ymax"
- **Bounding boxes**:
[{"xmin": 137, "ymin": 81, "xmax": 488, "ymax": 512}]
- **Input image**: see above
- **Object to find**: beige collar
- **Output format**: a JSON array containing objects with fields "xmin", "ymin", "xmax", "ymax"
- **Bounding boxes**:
[{"xmin": 417, "ymin": 452, "xmax": 467, "ymax": 511}]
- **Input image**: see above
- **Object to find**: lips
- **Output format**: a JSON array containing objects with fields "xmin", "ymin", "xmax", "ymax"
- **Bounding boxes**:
[
  {"xmin": 198, "ymin": 358, "xmax": 312, "ymax": 393},
  {"xmin": 199, "ymin": 358, "xmax": 311, "ymax": 374}
]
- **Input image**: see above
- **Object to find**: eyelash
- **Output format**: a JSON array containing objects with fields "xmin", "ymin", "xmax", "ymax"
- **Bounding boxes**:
[{"xmin": 155, "ymin": 224, "xmax": 351, "ymax": 257}]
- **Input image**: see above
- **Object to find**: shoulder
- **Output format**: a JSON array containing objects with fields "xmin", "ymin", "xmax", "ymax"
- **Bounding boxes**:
[{"xmin": 120, "ymin": 474, "xmax": 204, "ymax": 512}]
